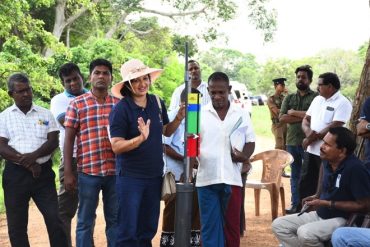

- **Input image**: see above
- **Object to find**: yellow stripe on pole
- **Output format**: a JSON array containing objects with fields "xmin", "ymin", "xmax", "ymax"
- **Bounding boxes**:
[{"xmin": 188, "ymin": 93, "xmax": 200, "ymax": 104}]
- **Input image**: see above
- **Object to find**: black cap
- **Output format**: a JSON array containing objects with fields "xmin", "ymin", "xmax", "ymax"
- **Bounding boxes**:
[{"xmin": 272, "ymin": 77, "xmax": 286, "ymax": 85}]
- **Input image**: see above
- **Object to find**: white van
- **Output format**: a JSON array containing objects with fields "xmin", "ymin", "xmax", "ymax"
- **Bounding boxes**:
[{"xmin": 230, "ymin": 81, "xmax": 252, "ymax": 116}]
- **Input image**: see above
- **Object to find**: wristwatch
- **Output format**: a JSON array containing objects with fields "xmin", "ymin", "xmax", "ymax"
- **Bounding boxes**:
[{"xmin": 366, "ymin": 123, "xmax": 370, "ymax": 130}]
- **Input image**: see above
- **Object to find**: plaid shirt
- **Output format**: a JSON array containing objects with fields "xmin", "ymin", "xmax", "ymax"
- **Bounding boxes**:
[{"xmin": 64, "ymin": 91, "xmax": 119, "ymax": 176}]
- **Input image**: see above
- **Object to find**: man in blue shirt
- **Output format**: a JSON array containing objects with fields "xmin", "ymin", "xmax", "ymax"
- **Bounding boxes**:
[
  {"xmin": 357, "ymin": 96, "xmax": 370, "ymax": 163},
  {"xmin": 272, "ymin": 127, "xmax": 370, "ymax": 247}
]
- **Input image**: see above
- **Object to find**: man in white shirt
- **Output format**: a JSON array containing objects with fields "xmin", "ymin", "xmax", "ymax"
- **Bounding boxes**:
[
  {"xmin": 196, "ymin": 72, "xmax": 255, "ymax": 247},
  {"xmin": 50, "ymin": 62, "xmax": 87, "ymax": 247},
  {"xmin": 300, "ymin": 72, "xmax": 352, "ymax": 204},
  {"xmin": 0, "ymin": 73, "xmax": 67, "ymax": 246},
  {"xmin": 168, "ymin": 60, "xmax": 211, "ymax": 112}
]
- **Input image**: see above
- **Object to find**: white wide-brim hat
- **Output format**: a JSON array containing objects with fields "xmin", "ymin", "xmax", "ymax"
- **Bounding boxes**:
[{"xmin": 111, "ymin": 59, "xmax": 163, "ymax": 98}]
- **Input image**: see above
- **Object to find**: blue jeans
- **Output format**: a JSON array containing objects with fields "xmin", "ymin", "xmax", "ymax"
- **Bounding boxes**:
[
  {"xmin": 286, "ymin": 145, "xmax": 304, "ymax": 207},
  {"xmin": 332, "ymin": 227, "xmax": 370, "ymax": 247},
  {"xmin": 115, "ymin": 175, "xmax": 162, "ymax": 247},
  {"xmin": 76, "ymin": 173, "xmax": 117, "ymax": 247},
  {"xmin": 197, "ymin": 184, "xmax": 231, "ymax": 247}
]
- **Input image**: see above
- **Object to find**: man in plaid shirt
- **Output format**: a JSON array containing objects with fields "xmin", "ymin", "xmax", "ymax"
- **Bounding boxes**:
[{"xmin": 64, "ymin": 59, "xmax": 119, "ymax": 246}]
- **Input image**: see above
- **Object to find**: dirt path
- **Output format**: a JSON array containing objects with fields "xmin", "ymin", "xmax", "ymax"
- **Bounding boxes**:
[{"xmin": 0, "ymin": 136, "xmax": 289, "ymax": 246}]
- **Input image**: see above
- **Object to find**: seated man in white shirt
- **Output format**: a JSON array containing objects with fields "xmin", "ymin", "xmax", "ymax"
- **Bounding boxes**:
[{"xmin": 196, "ymin": 72, "xmax": 255, "ymax": 247}]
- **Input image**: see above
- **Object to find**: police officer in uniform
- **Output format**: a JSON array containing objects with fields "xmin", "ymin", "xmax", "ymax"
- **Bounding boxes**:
[{"xmin": 268, "ymin": 78, "xmax": 288, "ymax": 151}]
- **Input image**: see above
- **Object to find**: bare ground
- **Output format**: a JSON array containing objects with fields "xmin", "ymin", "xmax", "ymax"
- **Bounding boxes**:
[{"xmin": 0, "ymin": 136, "xmax": 289, "ymax": 246}]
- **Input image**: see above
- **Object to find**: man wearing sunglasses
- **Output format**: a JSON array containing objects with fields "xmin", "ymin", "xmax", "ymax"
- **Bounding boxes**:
[{"xmin": 272, "ymin": 127, "xmax": 370, "ymax": 247}]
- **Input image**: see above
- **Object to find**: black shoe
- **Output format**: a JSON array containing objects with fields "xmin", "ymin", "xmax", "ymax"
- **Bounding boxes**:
[
  {"xmin": 282, "ymin": 171, "xmax": 290, "ymax": 178},
  {"xmin": 285, "ymin": 205, "xmax": 299, "ymax": 214}
]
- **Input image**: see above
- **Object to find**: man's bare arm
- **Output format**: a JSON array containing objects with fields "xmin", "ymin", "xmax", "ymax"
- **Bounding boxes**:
[
  {"xmin": 164, "ymin": 145, "xmax": 183, "ymax": 161},
  {"xmin": 63, "ymin": 127, "xmax": 77, "ymax": 191},
  {"xmin": 357, "ymin": 119, "xmax": 369, "ymax": 136},
  {"xmin": 0, "ymin": 137, "xmax": 22, "ymax": 164},
  {"xmin": 306, "ymin": 197, "xmax": 370, "ymax": 214}
]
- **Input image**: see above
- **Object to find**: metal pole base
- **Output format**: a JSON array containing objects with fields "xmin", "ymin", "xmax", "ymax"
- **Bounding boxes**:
[{"xmin": 174, "ymin": 183, "xmax": 194, "ymax": 247}]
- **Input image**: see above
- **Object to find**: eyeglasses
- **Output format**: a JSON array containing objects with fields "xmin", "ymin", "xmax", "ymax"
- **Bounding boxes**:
[
  {"xmin": 318, "ymin": 83, "xmax": 329, "ymax": 87},
  {"xmin": 12, "ymin": 87, "xmax": 32, "ymax": 94}
]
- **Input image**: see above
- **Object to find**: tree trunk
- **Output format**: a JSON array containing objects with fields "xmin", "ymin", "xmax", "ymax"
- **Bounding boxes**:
[
  {"xmin": 53, "ymin": 0, "xmax": 67, "ymax": 40},
  {"xmin": 349, "ymin": 40, "xmax": 370, "ymax": 158},
  {"xmin": 44, "ymin": 0, "xmax": 102, "ymax": 57},
  {"xmin": 66, "ymin": 26, "xmax": 70, "ymax": 48},
  {"xmin": 44, "ymin": 0, "xmax": 67, "ymax": 57}
]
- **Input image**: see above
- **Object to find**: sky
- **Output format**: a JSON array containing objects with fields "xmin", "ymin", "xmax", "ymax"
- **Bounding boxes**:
[
  {"xmin": 147, "ymin": 0, "xmax": 370, "ymax": 62},
  {"xmin": 208, "ymin": 0, "xmax": 370, "ymax": 62}
]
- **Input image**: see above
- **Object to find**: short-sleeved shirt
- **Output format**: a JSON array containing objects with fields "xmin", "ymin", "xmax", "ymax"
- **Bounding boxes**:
[
  {"xmin": 109, "ymin": 94, "xmax": 169, "ymax": 178},
  {"xmin": 50, "ymin": 90, "xmax": 87, "ymax": 157},
  {"xmin": 306, "ymin": 91, "xmax": 352, "ymax": 156},
  {"xmin": 168, "ymin": 82, "xmax": 211, "ymax": 112},
  {"xmin": 317, "ymin": 154, "xmax": 370, "ymax": 219},
  {"xmin": 64, "ymin": 91, "xmax": 119, "ymax": 176},
  {"xmin": 359, "ymin": 96, "xmax": 370, "ymax": 162},
  {"xmin": 0, "ymin": 103, "xmax": 58, "ymax": 164},
  {"xmin": 267, "ymin": 94, "xmax": 285, "ymax": 123},
  {"xmin": 196, "ymin": 102, "xmax": 256, "ymax": 187},
  {"xmin": 279, "ymin": 89, "xmax": 318, "ymax": 145},
  {"xmin": 163, "ymin": 109, "xmax": 185, "ymax": 181}
]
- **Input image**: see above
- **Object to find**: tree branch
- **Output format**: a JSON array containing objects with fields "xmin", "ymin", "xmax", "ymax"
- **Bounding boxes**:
[
  {"xmin": 105, "ymin": 12, "xmax": 129, "ymax": 39},
  {"xmin": 65, "ymin": 0, "xmax": 103, "ymax": 28},
  {"xmin": 140, "ymin": 6, "xmax": 206, "ymax": 18}
]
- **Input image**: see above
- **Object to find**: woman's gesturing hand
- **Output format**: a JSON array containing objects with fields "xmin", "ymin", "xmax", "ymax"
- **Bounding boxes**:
[{"xmin": 138, "ymin": 117, "xmax": 151, "ymax": 140}]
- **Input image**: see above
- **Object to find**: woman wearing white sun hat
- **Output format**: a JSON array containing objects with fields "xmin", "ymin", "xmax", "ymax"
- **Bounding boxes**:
[{"xmin": 109, "ymin": 59, "xmax": 185, "ymax": 246}]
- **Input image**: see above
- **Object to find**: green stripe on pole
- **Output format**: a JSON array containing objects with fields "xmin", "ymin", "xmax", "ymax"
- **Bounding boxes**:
[{"xmin": 187, "ymin": 111, "xmax": 199, "ymax": 134}]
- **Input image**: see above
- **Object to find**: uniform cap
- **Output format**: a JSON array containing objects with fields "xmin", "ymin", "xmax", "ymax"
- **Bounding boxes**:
[{"xmin": 272, "ymin": 77, "xmax": 286, "ymax": 85}]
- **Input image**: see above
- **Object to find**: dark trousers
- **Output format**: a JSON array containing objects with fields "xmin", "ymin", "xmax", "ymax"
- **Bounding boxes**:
[
  {"xmin": 2, "ymin": 160, "xmax": 67, "ymax": 247},
  {"xmin": 240, "ymin": 172, "xmax": 247, "ymax": 235},
  {"xmin": 58, "ymin": 157, "xmax": 78, "ymax": 247},
  {"xmin": 298, "ymin": 152, "xmax": 322, "ymax": 202}
]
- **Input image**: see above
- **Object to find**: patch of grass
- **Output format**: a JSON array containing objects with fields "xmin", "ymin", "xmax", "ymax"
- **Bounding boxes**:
[{"xmin": 251, "ymin": 105, "xmax": 274, "ymax": 138}]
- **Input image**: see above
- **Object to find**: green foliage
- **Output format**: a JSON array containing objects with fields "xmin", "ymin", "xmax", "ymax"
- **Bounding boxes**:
[
  {"xmin": 247, "ymin": 0, "xmax": 277, "ymax": 42},
  {"xmin": 0, "ymin": 0, "xmax": 55, "ymax": 52},
  {"xmin": 358, "ymin": 41, "xmax": 369, "ymax": 61},
  {"xmin": 199, "ymin": 47, "xmax": 260, "ymax": 90},
  {"xmin": 259, "ymin": 58, "xmax": 296, "ymax": 95},
  {"xmin": 151, "ymin": 54, "xmax": 183, "ymax": 104},
  {"xmin": 0, "ymin": 37, "xmax": 64, "ymax": 111},
  {"xmin": 172, "ymin": 34, "xmax": 198, "ymax": 58}
]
